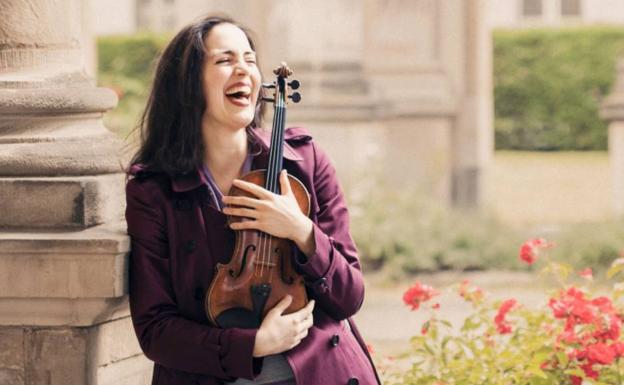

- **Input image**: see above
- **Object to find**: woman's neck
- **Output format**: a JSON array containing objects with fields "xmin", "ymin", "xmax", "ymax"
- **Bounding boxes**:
[{"xmin": 202, "ymin": 124, "xmax": 248, "ymax": 179}]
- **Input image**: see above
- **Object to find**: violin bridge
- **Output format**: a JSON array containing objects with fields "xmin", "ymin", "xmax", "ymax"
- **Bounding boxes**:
[{"xmin": 253, "ymin": 260, "xmax": 277, "ymax": 268}]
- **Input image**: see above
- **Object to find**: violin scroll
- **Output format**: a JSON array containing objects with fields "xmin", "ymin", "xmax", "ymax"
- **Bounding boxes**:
[{"xmin": 262, "ymin": 62, "xmax": 302, "ymax": 105}]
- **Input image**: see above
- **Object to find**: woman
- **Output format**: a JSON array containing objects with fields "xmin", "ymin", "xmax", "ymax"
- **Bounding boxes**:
[{"xmin": 125, "ymin": 15, "xmax": 380, "ymax": 385}]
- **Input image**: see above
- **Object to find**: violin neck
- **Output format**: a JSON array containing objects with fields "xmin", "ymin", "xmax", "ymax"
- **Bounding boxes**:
[{"xmin": 265, "ymin": 104, "xmax": 287, "ymax": 194}]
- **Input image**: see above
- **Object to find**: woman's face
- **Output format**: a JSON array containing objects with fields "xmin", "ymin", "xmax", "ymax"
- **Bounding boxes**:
[{"xmin": 202, "ymin": 23, "xmax": 261, "ymax": 131}]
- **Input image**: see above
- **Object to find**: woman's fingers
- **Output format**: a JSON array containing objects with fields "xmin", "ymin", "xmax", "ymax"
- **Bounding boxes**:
[
  {"xmin": 222, "ymin": 195, "xmax": 262, "ymax": 208},
  {"xmin": 279, "ymin": 170, "xmax": 293, "ymax": 196},
  {"xmin": 232, "ymin": 179, "xmax": 273, "ymax": 199},
  {"xmin": 222, "ymin": 206, "xmax": 258, "ymax": 218},
  {"xmin": 270, "ymin": 295, "xmax": 293, "ymax": 316},
  {"xmin": 229, "ymin": 220, "xmax": 259, "ymax": 231}
]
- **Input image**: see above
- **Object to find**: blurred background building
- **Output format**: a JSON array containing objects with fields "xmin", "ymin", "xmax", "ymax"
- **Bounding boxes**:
[
  {"xmin": 90, "ymin": 0, "xmax": 624, "ymax": 36},
  {"xmin": 90, "ymin": 0, "xmax": 493, "ymax": 209},
  {"xmin": 486, "ymin": 0, "xmax": 624, "ymax": 29}
]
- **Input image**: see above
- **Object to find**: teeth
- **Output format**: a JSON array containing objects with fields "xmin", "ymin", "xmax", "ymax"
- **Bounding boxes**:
[{"xmin": 225, "ymin": 85, "xmax": 251, "ymax": 97}]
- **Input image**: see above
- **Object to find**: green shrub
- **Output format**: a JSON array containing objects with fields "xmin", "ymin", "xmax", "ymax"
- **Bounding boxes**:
[
  {"xmin": 97, "ymin": 33, "xmax": 171, "ymax": 137},
  {"xmin": 494, "ymin": 26, "xmax": 624, "ymax": 151},
  {"xmin": 350, "ymin": 186, "xmax": 624, "ymax": 278},
  {"xmin": 350, "ymin": 188, "xmax": 524, "ymax": 276}
]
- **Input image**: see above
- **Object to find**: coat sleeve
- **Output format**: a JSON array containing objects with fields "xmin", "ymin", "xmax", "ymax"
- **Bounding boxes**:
[
  {"xmin": 125, "ymin": 178, "xmax": 262, "ymax": 380},
  {"xmin": 293, "ymin": 142, "xmax": 365, "ymax": 320}
]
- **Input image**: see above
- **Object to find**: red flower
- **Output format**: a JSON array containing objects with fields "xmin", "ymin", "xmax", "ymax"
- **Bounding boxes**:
[
  {"xmin": 549, "ymin": 287, "xmax": 595, "ymax": 324},
  {"xmin": 518, "ymin": 238, "xmax": 552, "ymax": 265},
  {"xmin": 494, "ymin": 299, "xmax": 517, "ymax": 335},
  {"xmin": 580, "ymin": 362, "xmax": 599, "ymax": 379},
  {"xmin": 570, "ymin": 375, "xmax": 582, "ymax": 385},
  {"xmin": 612, "ymin": 342, "xmax": 624, "ymax": 358},
  {"xmin": 578, "ymin": 267, "xmax": 593, "ymax": 280},
  {"xmin": 402, "ymin": 281, "xmax": 439, "ymax": 311},
  {"xmin": 586, "ymin": 342, "xmax": 616, "ymax": 365},
  {"xmin": 366, "ymin": 344, "xmax": 374, "ymax": 354}
]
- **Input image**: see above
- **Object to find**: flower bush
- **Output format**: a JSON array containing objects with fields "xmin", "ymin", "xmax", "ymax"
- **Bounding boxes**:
[{"xmin": 382, "ymin": 239, "xmax": 624, "ymax": 385}]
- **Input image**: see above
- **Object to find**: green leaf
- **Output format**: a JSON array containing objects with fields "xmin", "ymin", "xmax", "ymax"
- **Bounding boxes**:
[
  {"xmin": 555, "ymin": 351, "xmax": 569, "ymax": 367},
  {"xmin": 526, "ymin": 366, "xmax": 548, "ymax": 379},
  {"xmin": 608, "ymin": 258, "xmax": 624, "ymax": 279}
]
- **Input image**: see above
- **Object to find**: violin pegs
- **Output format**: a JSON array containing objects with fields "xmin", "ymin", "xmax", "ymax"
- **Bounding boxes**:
[
  {"xmin": 288, "ymin": 80, "xmax": 300, "ymax": 90},
  {"xmin": 262, "ymin": 82, "xmax": 276, "ymax": 89},
  {"xmin": 288, "ymin": 92, "xmax": 301, "ymax": 103}
]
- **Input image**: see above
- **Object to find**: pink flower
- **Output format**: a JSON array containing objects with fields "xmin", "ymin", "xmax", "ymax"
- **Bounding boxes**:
[
  {"xmin": 518, "ymin": 238, "xmax": 552, "ymax": 265},
  {"xmin": 403, "ymin": 282, "xmax": 439, "ymax": 311}
]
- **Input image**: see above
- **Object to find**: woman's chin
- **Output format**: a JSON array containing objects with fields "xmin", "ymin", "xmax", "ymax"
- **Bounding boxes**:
[{"xmin": 227, "ymin": 114, "xmax": 254, "ymax": 129}]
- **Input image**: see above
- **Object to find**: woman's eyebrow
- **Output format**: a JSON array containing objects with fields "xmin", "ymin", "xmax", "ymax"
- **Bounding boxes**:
[{"xmin": 209, "ymin": 49, "xmax": 256, "ymax": 57}]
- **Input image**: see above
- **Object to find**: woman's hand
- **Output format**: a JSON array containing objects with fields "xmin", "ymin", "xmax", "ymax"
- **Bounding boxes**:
[
  {"xmin": 253, "ymin": 295, "xmax": 315, "ymax": 357},
  {"xmin": 222, "ymin": 170, "xmax": 314, "ymax": 254}
]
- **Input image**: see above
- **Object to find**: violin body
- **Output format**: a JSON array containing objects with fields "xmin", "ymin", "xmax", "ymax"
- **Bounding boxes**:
[
  {"xmin": 205, "ymin": 62, "xmax": 306, "ymax": 329},
  {"xmin": 205, "ymin": 169, "xmax": 310, "ymax": 328}
]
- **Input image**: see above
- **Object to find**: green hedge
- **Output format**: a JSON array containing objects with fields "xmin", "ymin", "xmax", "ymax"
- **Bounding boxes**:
[
  {"xmin": 494, "ymin": 26, "xmax": 624, "ymax": 151},
  {"xmin": 97, "ymin": 33, "xmax": 171, "ymax": 137}
]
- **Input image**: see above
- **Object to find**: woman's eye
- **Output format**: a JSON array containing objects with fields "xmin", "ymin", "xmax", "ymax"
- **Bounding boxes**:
[{"xmin": 216, "ymin": 59, "xmax": 230, "ymax": 64}]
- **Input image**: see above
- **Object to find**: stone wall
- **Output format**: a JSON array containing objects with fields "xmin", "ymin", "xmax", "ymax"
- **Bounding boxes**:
[{"xmin": 0, "ymin": 0, "xmax": 137, "ymax": 383}]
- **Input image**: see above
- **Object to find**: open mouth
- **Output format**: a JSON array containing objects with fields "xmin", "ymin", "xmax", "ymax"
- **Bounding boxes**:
[{"xmin": 225, "ymin": 85, "xmax": 251, "ymax": 105}]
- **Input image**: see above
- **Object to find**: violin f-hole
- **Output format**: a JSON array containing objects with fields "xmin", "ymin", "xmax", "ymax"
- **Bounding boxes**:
[{"xmin": 229, "ymin": 244, "xmax": 256, "ymax": 278}]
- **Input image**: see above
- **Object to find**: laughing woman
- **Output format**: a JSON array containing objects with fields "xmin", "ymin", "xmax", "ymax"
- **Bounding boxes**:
[{"xmin": 125, "ymin": 15, "xmax": 380, "ymax": 385}]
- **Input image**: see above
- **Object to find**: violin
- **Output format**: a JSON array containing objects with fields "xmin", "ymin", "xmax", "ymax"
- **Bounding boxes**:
[{"xmin": 205, "ymin": 63, "xmax": 309, "ymax": 328}]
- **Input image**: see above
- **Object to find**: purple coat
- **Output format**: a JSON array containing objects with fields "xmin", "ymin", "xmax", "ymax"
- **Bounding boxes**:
[{"xmin": 125, "ymin": 126, "xmax": 381, "ymax": 385}]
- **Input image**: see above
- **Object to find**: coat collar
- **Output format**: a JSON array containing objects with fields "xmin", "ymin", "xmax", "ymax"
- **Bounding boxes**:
[{"xmin": 170, "ymin": 127, "xmax": 309, "ymax": 193}]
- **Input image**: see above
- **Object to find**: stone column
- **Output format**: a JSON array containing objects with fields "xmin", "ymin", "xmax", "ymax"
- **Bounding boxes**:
[
  {"xmin": 0, "ymin": 1, "xmax": 146, "ymax": 384},
  {"xmin": 451, "ymin": 0, "xmax": 493, "ymax": 208},
  {"xmin": 601, "ymin": 57, "xmax": 624, "ymax": 216}
]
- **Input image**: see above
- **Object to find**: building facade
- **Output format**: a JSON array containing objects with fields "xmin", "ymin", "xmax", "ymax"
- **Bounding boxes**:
[{"xmin": 486, "ymin": 0, "xmax": 624, "ymax": 29}]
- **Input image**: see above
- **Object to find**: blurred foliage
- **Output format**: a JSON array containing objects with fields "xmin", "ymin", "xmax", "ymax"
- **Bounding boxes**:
[
  {"xmin": 97, "ymin": 33, "xmax": 171, "ymax": 138},
  {"xmin": 350, "ymin": 186, "xmax": 624, "ymax": 278},
  {"xmin": 494, "ymin": 26, "xmax": 624, "ymax": 151},
  {"xmin": 350, "ymin": 188, "xmax": 524, "ymax": 277}
]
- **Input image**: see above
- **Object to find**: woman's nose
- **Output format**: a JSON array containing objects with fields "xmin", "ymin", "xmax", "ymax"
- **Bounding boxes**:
[{"xmin": 234, "ymin": 61, "xmax": 251, "ymax": 76}]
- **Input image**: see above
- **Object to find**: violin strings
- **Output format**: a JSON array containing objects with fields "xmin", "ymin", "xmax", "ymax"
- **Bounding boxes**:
[
  {"xmin": 258, "ymin": 90, "xmax": 283, "ymax": 279},
  {"xmin": 268, "ymin": 99, "xmax": 285, "ymax": 283}
]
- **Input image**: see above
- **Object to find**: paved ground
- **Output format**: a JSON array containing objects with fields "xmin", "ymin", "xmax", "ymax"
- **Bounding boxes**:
[{"xmin": 353, "ymin": 270, "xmax": 552, "ymax": 361}]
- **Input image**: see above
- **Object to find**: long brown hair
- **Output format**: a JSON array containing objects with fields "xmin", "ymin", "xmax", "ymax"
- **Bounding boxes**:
[{"xmin": 127, "ymin": 15, "xmax": 264, "ymax": 179}]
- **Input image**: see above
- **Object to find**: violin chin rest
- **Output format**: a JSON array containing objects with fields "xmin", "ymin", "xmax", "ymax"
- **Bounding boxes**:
[{"xmin": 215, "ymin": 307, "xmax": 261, "ymax": 329}]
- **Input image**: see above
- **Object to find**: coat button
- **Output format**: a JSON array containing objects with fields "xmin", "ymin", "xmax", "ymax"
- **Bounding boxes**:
[
  {"xmin": 347, "ymin": 378, "xmax": 359, "ymax": 385},
  {"xmin": 194, "ymin": 286, "xmax": 204, "ymax": 301},
  {"xmin": 315, "ymin": 277, "xmax": 329, "ymax": 292},
  {"xmin": 185, "ymin": 240, "xmax": 196, "ymax": 253},
  {"xmin": 330, "ymin": 334, "xmax": 340, "ymax": 347}
]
